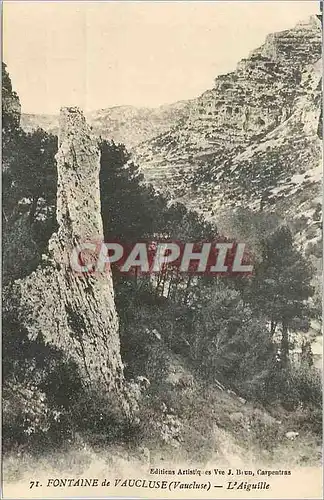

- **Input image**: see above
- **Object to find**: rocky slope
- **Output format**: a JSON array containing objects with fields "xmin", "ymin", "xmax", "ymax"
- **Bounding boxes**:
[
  {"xmin": 21, "ymin": 101, "xmax": 191, "ymax": 148},
  {"xmin": 134, "ymin": 16, "xmax": 322, "ymax": 257},
  {"xmin": 6, "ymin": 107, "xmax": 129, "ymax": 409}
]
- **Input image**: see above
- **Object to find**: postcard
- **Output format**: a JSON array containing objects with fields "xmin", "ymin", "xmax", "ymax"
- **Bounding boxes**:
[{"xmin": 2, "ymin": 1, "xmax": 322, "ymax": 498}]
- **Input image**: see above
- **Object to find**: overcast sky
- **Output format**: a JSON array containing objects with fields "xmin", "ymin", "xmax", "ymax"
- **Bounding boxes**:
[{"xmin": 3, "ymin": 1, "xmax": 319, "ymax": 114}]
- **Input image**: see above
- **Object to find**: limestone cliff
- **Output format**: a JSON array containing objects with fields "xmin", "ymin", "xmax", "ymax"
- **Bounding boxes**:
[
  {"xmin": 8, "ymin": 108, "xmax": 127, "ymax": 402},
  {"xmin": 134, "ymin": 16, "xmax": 322, "ymax": 258},
  {"xmin": 135, "ymin": 16, "xmax": 321, "ymax": 188}
]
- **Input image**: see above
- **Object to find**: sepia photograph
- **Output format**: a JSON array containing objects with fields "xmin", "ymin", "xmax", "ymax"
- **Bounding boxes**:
[{"xmin": 1, "ymin": 0, "xmax": 323, "ymax": 498}]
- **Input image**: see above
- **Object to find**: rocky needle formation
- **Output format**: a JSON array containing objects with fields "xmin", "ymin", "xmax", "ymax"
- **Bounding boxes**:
[{"xmin": 10, "ymin": 108, "xmax": 127, "ymax": 400}]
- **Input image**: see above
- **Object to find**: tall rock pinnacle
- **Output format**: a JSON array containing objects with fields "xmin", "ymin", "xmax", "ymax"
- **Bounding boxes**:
[
  {"xmin": 10, "ymin": 107, "xmax": 127, "ymax": 401},
  {"xmin": 55, "ymin": 107, "xmax": 103, "ymax": 240}
]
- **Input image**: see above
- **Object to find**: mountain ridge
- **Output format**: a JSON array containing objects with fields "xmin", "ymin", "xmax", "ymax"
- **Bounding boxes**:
[
  {"xmin": 133, "ymin": 15, "xmax": 322, "ymax": 261},
  {"xmin": 20, "ymin": 100, "xmax": 192, "ymax": 148}
]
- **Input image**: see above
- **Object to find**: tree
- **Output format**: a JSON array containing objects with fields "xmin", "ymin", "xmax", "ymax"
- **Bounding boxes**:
[
  {"xmin": 248, "ymin": 226, "xmax": 314, "ymax": 368},
  {"xmin": 181, "ymin": 280, "xmax": 276, "ymax": 390},
  {"xmin": 2, "ymin": 62, "xmax": 21, "ymax": 140},
  {"xmin": 3, "ymin": 128, "xmax": 57, "ymax": 222},
  {"xmin": 2, "ymin": 128, "xmax": 58, "ymax": 282},
  {"xmin": 100, "ymin": 140, "xmax": 164, "ymax": 242},
  {"xmin": 2, "ymin": 64, "xmax": 58, "ymax": 283}
]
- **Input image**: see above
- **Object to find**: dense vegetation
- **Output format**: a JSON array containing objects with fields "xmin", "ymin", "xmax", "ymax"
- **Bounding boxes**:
[{"xmin": 2, "ymin": 63, "xmax": 321, "ymax": 459}]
